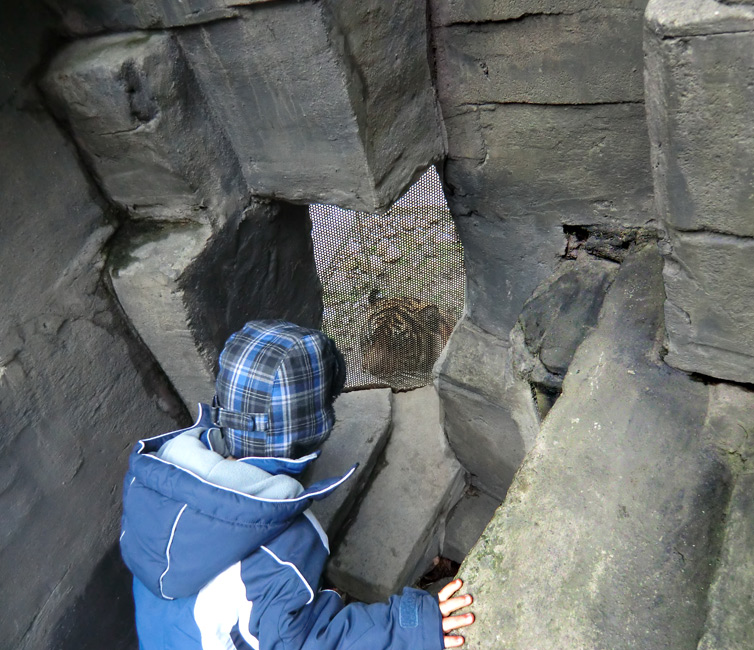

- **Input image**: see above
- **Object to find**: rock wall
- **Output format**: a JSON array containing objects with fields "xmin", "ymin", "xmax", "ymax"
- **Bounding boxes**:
[
  {"xmin": 2, "ymin": 0, "xmax": 754, "ymax": 648},
  {"xmin": 432, "ymin": 0, "xmax": 655, "ymax": 499},
  {"xmin": 0, "ymin": 4, "xmax": 187, "ymax": 649},
  {"xmin": 645, "ymin": 0, "xmax": 754, "ymax": 384},
  {"xmin": 458, "ymin": 243, "xmax": 754, "ymax": 649}
]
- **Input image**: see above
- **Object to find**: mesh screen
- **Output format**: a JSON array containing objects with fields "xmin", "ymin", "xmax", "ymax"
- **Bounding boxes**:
[{"xmin": 310, "ymin": 166, "xmax": 465, "ymax": 390}]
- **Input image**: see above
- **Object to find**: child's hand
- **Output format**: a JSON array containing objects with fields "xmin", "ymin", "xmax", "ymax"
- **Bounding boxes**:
[{"xmin": 438, "ymin": 578, "xmax": 475, "ymax": 648}]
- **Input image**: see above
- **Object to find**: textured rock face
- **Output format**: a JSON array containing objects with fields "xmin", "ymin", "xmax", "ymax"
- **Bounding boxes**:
[
  {"xmin": 458, "ymin": 244, "xmax": 750, "ymax": 649},
  {"xmin": 516, "ymin": 254, "xmax": 618, "ymax": 377},
  {"xmin": 432, "ymin": 0, "xmax": 653, "ymax": 338},
  {"xmin": 45, "ymin": 0, "xmax": 273, "ymax": 33},
  {"xmin": 511, "ymin": 252, "xmax": 619, "ymax": 416},
  {"xmin": 435, "ymin": 317, "xmax": 539, "ymax": 499},
  {"xmin": 177, "ymin": 1, "xmax": 444, "ymax": 212},
  {"xmin": 110, "ymin": 200, "xmax": 322, "ymax": 413},
  {"xmin": 42, "ymin": 32, "xmax": 246, "ymax": 224},
  {"xmin": 44, "ymin": 1, "xmax": 444, "ymax": 214},
  {"xmin": 698, "ymin": 473, "xmax": 754, "ymax": 650},
  {"xmin": 645, "ymin": 0, "xmax": 754, "ymax": 383},
  {"xmin": 0, "ymin": 33, "xmax": 186, "ymax": 650},
  {"xmin": 327, "ymin": 387, "xmax": 465, "ymax": 602}
]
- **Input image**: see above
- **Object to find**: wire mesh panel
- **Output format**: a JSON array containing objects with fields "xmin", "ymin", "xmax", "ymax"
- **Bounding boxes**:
[{"xmin": 310, "ymin": 166, "xmax": 465, "ymax": 390}]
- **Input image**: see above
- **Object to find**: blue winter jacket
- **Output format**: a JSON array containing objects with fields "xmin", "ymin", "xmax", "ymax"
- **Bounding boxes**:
[{"xmin": 120, "ymin": 404, "xmax": 445, "ymax": 650}]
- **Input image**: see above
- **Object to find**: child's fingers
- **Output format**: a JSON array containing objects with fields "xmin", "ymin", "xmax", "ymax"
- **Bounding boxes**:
[
  {"xmin": 443, "ymin": 634, "xmax": 466, "ymax": 648},
  {"xmin": 439, "ymin": 594, "xmax": 473, "ymax": 617},
  {"xmin": 442, "ymin": 613, "xmax": 475, "ymax": 633},
  {"xmin": 438, "ymin": 579, "xmax": 463, "ymax": 603}
]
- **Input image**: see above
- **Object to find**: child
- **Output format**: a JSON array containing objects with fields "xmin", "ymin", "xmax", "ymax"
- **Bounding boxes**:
[{"xmin": 120, "ymin": 320, "xmax": 474, "ymax": 649}]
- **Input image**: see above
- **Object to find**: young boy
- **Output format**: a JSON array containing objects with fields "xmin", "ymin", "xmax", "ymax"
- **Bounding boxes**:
[{"xmin": 120, "ymin": 320, "xmax": 474, "ymax": 649}]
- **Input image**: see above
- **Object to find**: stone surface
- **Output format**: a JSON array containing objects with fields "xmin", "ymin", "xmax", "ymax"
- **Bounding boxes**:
[
  {"xmin": 0, "ymin": 2, "xmax": 58, "ymax": 106},
  {"xmin": 327, "ymin": 387, "xmax": 465, "ymax": 602},
  {"xmin": 444, "ymin": 103, "xmax": 654, "ymax": 227},
  {"xmin": 435, "ymin": 317, "xmax": 539, "ymax": 499},
  {"xmin": 306, "ymin": 389, "xmax": 392, "ymax": 540},
  {"xmin": 698, "ymin": 472, "xmax": 754, "ymax": 650},
  {"xmin": 44, "ymin": 0, "xmax": 273, "ymax": 33},
  {"xmin": 48, "ymin": 544, "xmax": 137, "ymax": 650},
  {"xmin": 179, "ymin": 201, "xmax": 322, "ymax": 368},
  {"xmin": 515, "ymin": 253, "xmax": 618, "ymax": 379},
  {"xmin": 431, "ymin": 0, "xmax": 648, "ymax": 26},
  {"xmin": 443, "ymin": 489, "xmax": 501, "ymax": 564},
  {"xmin": 42, "ymin": 31, "xmax": 246, "ymax": 224},
  {"xmin": 661, "ymin": 230, "xmax": 754, "ymax": 384},
  {"xmin": 178, "ymin": 1, "xmax": 444, "ymax": 213},
  {"xmin": 0, "ymin": 102, "xmax": 185, "ymax": 650},
  {"xmin": 434, "ymin": 0, "xmax": 653, "ymax": 339},
  {"xmin": 645, "ymin": 13, "xmax": 754, "ymax": 236},
  {"xmin": 645, "ymin": 0, "xmax": 754, "ymax": 37},
  {"xmin": 458, "ymin": 244, "xmax": 735, "ymax": 649},
  {"xmin": 110, "ymin": 224, "xmax": 216, "ymax": 412},
  {"xmin": 441, "ymin": 102, "xmax": 652, "ymax": 336},
  {"xmin": 645, "ymin": 2, "xmax": 754, "ymax": 383},
  {"xmin": 452, "ymin": 211, "xmax": 566, "ymax": 338},
  {"xmin": 111, "ymin": 200, "xmax": 322, "ymax": 414},
  {"xmin": 433, "ymin": 8, "xmax": 645, "ymax": 106}
]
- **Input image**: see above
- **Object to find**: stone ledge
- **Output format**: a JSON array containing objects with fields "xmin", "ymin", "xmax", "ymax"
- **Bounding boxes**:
[
  {"xmin": 306, "ymin": 389, "xmax": 393, "ymax": 541},
  {"xmin": 327, "ymin": 386, "xmax": 465, "ymax": 602}
]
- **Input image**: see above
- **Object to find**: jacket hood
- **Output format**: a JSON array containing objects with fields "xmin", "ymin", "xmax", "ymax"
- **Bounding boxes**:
[{"xmin": 120, "ymin": 404, "xmax": 354, "ymax": 601}]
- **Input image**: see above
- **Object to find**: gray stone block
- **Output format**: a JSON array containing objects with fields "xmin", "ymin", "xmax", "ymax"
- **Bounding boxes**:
[
  {"xmin": 178, "ymin": 1, "xmax": 444, "ymax": 213},
  {"xmin": 327, "ymin": 386, "xmax": 465, "ymax": 603},
  {"xmin": 661, "ymin": 229, "xmax": 754, "ymax": 383},
  {"xmin": 458, "ymin": 244, "xmax": 734, "ymax": 649},
  {"xmin": 110, "ymin": 224, "xmax": 217, "ymax": 412},
  {"xmin": 178, "ymin": 201, "xmax": 323, "ymax": 366},
  {"xmin": 645, "ymin": 0, "xmax": 754, "ymax": 37},
  {"xmin": 698, "ymin": 472, "xmax": 754, "ymax": 650},
  {"xmin": 0, "ymin": 3, "xmax": 58, "ymax": 105},
  {"xmin": 453, "ymin": 209, "xmax": 566, "ymax": 337},
  {"xmin": 44, "ymin": 0, "xmax": 272, "ymax": 33},
  {"xmin": 110, "ymin": 200, "xmax": 322, "ymax": 413},
  {"xmin": 645, "ymin": 10, "xmax": 754, "ymax": 236},
  {"xmin": 433, "ymin": 8, "xmax": 645, "ymax": 106},
  {"xmin": 517, "ymin": 254, "xmax": 618, "ymax": 376},
  {"xmin": 42, "ymin": 31, "xmax": 246, "ymax": 224},
  {"xmin": 306, "ymin": 389, "xmax": 392, "ymax": 541},
  {"xmin": 430, "ymin": 0, "xmax": 647, "ymax": 26},
  {"xmin": 443, "ymin": 489, "xmax": 501, "ymax": 564},
  {"xmin": 0, "ymin": 104, "xmax": 185, "ymax": 650},
  {"xmin": 444, "ymin": 103, "xmax": 654, "ymax": 227},
  {"xmin": 435, "ymin": 317, "xmax": 539, "ymax": 499}
]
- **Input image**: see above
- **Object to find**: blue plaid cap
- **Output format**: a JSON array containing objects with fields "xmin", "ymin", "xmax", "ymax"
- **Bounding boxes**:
[{"xmin": 212, "ymin": 320, "xmax": 346, "ymax": 459}]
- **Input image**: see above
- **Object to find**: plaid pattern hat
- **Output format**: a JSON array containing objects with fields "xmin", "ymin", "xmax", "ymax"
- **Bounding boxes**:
[{"xmin": 212, "ymin": 320, "xmax": 346, "ymax": 459}]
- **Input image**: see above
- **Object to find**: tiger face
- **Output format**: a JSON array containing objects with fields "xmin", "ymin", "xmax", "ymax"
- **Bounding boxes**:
[{"xmin": 361, "ymin": 292, "xmax": 454, "ymax": 379}]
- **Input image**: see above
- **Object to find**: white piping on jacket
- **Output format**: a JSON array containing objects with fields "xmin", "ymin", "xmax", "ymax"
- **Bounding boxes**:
[
  {"xmin": 139, "ymin": 455, "xmax": 356, "ymax": 504},
  {"xmin": 159, "ymin": 503, "xmax": 188, "ymax": 600},
  {"xmin": 259, "ymin": 545, "xmax": 315, "ymax": 605}
]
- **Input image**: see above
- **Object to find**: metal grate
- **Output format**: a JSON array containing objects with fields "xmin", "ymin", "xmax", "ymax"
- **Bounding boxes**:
[{"xmin": 310, "ymin": 166, "xmax": 465, "ymax": 390}]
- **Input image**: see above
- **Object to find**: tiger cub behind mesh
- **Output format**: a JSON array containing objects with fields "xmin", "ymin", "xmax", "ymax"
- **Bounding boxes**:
[{"xmin": 361, "ymin": 290, "xmax": 455, "ymax": 378}]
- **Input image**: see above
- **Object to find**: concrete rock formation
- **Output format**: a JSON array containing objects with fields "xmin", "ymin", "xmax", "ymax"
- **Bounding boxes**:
[
  {"xmin": 431, "ymin": 0, "xmax": 654, "ymax": 338},
  {"xmin": 42, "ymin": 31, "xmax": 247, "ymax": 224},
  {"xmin": 43, "ymin": 0, "xmax": 444, "ymax": 214},
  {"xmin": 458, "ymin": 244, "xmax": 754, "ymax": 649},
  {"xmin": 645, "ymin": 0, "xmax": 754, "ymax": 384},
  {"xmin": 435, "ymin": 317, "xmax": 540, "ymax": 500},
  {"xmin": 327, "ymin": 387, "xmax": 465, "ymax": 602},
  {"xmin": 109, "ymin": 200, "xmax": 322, "ymax": 413},
  {"xmin": 0, "ymin": 5, "xmax": 187, "ymax": 647},
  {"xmin": 3, "ymin": 0, "xmax": 754, "ymax": 647}
]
